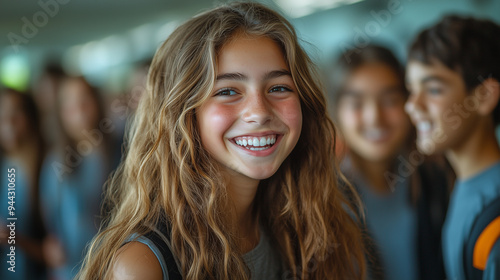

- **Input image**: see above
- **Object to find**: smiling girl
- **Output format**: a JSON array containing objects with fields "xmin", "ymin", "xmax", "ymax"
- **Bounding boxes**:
[{"xmin": 77, "ymin": 2, "xmax": 366, "ymax": 280}]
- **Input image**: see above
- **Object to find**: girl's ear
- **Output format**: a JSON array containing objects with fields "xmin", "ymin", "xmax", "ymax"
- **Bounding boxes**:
[{"xmin": 475, "ymin": 77, "xmax": 500, "ymax": 117}]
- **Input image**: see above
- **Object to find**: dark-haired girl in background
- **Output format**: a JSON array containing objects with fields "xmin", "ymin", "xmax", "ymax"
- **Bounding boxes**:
[
  {"xmin": 39, "ymin": 77, "xmax": 116, "ymax": 280},
  {"xmin": 0, "ymin": 89, "xmax": 47, "ymax": 279}
]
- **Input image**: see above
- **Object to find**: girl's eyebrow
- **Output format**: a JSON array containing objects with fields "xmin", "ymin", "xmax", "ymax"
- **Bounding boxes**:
[
  {"xmin": 263, "ymin": 69, "xmax": 292, "ymax": 80},
  {"xmin": 216, "ymin": 72, "xmax": 246, "ymax": 81},
  {"xmin": 215, "ymin": 69, "xmax": 292, "ymax": 81}
]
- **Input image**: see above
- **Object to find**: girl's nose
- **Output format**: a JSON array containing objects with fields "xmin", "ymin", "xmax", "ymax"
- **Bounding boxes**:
[
  {"xmin": 241, "ymin": 92, "xmax": 273, "ymax": 125},
  {"xmin": 363, "ymin": 102, "xmax": 382, "ymax": 125}
]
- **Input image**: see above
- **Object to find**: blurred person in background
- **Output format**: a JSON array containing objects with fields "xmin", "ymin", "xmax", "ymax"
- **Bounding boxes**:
[
  {"xmin": 39, "ymin": 76, "xmax": 115, "ymax": 279},
  {"xmin": 126, "ymin": 59, "xmax": 151, "ymax": 114},
  {"xmin": 0, "ymin": 89, "xmax": 47, "ymax": 279},
  {"xmin": 33, "ymin": 64, "xmax": 66, "ymax": 149},
  {"xmin": 405, "ymin": 15, "xmax": 500, "ymax": 280},
  {"xmin": 108, "ymin": 58, "xmax": 152, "ymax": 167},
  {"xmin": 329, "ymin": 45, "xmax": 450, "ymax": 280}
]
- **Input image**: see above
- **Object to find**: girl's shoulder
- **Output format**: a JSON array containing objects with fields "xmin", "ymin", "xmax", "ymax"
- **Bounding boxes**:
[
  {"xmin": 116, "ymin": 228, "xmax": 178, "ymax": 280},
  {"xmin": 113, "ymin": 241, "xmax": 163, "ymax": 280}
]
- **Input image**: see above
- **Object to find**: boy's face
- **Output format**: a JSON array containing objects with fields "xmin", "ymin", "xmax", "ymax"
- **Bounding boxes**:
[{"xmin": 405, "ymin": 60, "xmax": 481, "ymax": 155}]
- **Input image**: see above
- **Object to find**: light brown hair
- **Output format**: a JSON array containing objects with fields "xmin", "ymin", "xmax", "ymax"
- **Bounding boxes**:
[{"xmin": 77, "ymin": 2, "xmax": 365, "ymax": 279}]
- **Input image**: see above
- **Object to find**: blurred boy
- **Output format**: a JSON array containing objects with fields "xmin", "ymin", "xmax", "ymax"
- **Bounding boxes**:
[{"xmin": 405, "ymin": 15, "xmax": 500, "ymax": 280}]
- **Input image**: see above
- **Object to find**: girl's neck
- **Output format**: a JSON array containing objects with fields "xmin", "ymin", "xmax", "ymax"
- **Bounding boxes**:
[
  {"xmin": 226, "ymin": 172, "xmax": 261, "ymax": 253},
  {"xmin": 446, "ymin": 120, "xmax": 500, "ymax": 180},
  {"xmin": 351, "ymin": 153, "xmax": 394, "ymax": 194}
]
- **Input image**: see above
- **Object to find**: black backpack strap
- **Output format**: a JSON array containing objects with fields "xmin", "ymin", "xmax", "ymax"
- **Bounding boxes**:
[
  {"xmin": 415, "ymin": 162, "xmax": 448, "ymax": 280},
  {"xmin": 464, "ymin": 196, "xmax": 500, "ymax": 280},
  {"xmin": 144, "ymin": 219, "xmax": 183, "ymax": 280}
]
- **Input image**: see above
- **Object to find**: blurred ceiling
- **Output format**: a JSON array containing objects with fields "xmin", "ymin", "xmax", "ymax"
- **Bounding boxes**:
[
  {"xmin": 1, "ymin": 0, "xmax": 497, "ymax": 51},
  {"xmin": 0, "ymin": 0, "xmax": 211, "ymax": 50},
  {"xmin": 1, "ymin": 0, "xmax": 498, "ymax": 90}
]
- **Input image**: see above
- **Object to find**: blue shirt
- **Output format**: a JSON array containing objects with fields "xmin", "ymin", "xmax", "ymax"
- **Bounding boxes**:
[
  {"xmin": 442, "ymin": 161, "xmax": 500, "ymax": 280},
  {"xmin": 39, "ymin": 149, "xmax": 109, "ymax": 279},
  {"xmin": 0, "ymin": 159, "xmax": 45, "ymax": 280},
  {"xmin": 342, "ymin": 158, "xmax": 419, "ymax": 280}
]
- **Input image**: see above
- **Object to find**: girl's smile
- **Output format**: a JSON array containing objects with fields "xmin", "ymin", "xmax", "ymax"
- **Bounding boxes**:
[
  {"xmin": 197, "ymin": 32, "xmax": 302, "ymax": 181},
  {"xmin": 230, "ymin": 132, "xmax": 281, "ymax": 155}
]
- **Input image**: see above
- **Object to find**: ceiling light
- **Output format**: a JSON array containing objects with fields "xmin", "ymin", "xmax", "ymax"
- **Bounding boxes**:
[{"xmin": 274, "ymin": 0, "xmax": 365, "ymax": 18}]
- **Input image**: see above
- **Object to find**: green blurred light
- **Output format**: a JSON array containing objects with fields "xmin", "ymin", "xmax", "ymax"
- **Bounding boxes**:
[{"xmin": 0, "ymin": 54, "xmax": 30, "ymax": 91}]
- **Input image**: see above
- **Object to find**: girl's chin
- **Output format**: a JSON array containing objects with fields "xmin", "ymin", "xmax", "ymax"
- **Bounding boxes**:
[{"xmin": 239, "ymin": 168, "xmax": 280, "ymax": 181}]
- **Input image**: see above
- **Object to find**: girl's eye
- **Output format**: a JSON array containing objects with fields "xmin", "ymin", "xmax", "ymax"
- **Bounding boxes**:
[
  {"xmin": 215, "ymin": 89, "xmax": 238, "ymax": 96},
  {"xmin": 269, "ymin": 86, "xmax": 292, "ymax": 93}
]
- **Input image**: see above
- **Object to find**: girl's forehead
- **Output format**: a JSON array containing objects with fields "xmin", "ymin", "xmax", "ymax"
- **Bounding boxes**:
[{"xmin": 217, "ymin": 35, "xmax": 289, "ymax": 71}]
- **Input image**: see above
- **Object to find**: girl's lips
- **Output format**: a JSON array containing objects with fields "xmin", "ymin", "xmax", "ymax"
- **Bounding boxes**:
[
  {"xmin": 363, "ymin": 129, "xmax": 391, "ymax": 143},
  {"xmin": 231, "ymin": 130, "xmax": 281, "ymax": 138}
]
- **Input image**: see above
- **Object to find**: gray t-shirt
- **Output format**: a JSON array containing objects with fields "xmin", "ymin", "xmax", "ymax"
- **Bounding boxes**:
[{"xmin": 129, "ymin": 227, "xmax": 283, "ymax": 280}]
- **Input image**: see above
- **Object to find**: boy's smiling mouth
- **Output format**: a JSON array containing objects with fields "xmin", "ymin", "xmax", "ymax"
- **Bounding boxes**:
[{"xmin": 415, "ymin": 120, "xmax": 433, "ymax": 137}]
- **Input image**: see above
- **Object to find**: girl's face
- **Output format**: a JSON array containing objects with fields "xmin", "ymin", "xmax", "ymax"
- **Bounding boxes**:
[
  {"xmin": 197, "ymin": 33, "xmax": 302, "ymax": 183},
  {"xmin": 337, "ymin": 63, "xmax": 411, "ymax": 163},
  {"xmin": 0, "ymin": 94, "xmax": 30, "ymax": 153},
  {"xmin": 59, "ymin": 79, "xmax": 100, "ymax": 142},
  {"xmin": 405, "ymin": 60, "xmax": 478, "ymax": 155}
]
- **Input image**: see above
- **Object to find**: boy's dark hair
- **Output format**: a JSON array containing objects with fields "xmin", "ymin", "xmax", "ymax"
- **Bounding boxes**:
[{"xmin": 408, "ymin": 15, "xmax": 500, "ymax": 124}]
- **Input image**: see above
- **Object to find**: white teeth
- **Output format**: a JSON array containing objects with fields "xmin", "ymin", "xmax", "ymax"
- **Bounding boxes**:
[
  {"xmin": 252, "ymin": 138, "xmax": 259, "ymax": 146},
  {"xmin": 417, "ymin": 122, "xmax": 431, "ymax": 132},
  {"xmin": 259, "ymin": 138, "xmax": 266, "ymax": 146},
  {"xmin": 233, "ymin": 135, "xmax": 278, "ymax": 149},
  {"xmin": 365, "ymin": 129, "xmax": 387, "ymax": 141}
]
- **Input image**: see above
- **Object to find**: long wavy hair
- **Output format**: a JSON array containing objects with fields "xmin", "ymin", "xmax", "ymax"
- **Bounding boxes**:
[{"xmin": 77, "ymin": 2, "xmax": 365, "ymax": 279}]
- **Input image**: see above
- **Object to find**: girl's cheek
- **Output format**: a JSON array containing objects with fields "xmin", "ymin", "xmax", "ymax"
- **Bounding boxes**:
[
  {"xmin": 201, "ymin": 104, "xmax": 238, "ymax": 132},
  {"xmin": 338, "ymin": 108, "xmax": 360, "ymax": 131},
  {"xmin": 280, "ymin": 98, "xmax": 302, "ymax": 130}
]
